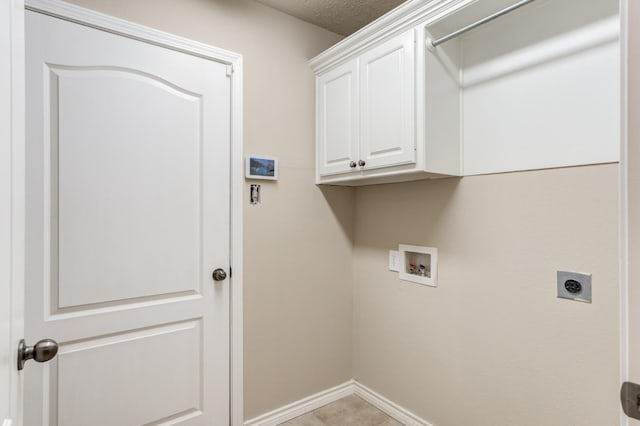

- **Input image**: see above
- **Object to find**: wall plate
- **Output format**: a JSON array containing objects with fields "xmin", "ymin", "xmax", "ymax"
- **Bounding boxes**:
[
  {"xmin": 557, "ymin": 270, "xmax": 591, "ymax": 303},
  {"xmin": 389, "ymin": 250, "xmax": 400, "ymax": 272},
  {"xmin": 249, "ymin": 184, "xmax": 261, "ymax": 205}
]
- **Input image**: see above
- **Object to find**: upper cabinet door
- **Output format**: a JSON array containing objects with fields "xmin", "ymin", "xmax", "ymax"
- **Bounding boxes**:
[
  {"xmin": 317, "ymin": 59, "xmax": 359, "ymax": 177},
  {"xmin": 359, "ymin": 31, "xmax": 416, "ymax": 170}
]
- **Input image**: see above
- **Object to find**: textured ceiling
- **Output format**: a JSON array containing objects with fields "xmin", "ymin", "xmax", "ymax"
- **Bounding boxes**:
[{"xmin": 254, "ymin": 0, "xmax": 407, "ymax": 36}]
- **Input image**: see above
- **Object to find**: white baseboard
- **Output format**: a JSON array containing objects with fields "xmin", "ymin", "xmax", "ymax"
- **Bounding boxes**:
[
  {"xmin": 244, "ymin": 379, "xmax": 431, "ymax": 426},
  {"xmin": 244, "ymin": 380, "xmax": 356, "ymax": 426},
  {"xmin": 353, "ymin": 381, "xmax": 432, "ymax": 426}
]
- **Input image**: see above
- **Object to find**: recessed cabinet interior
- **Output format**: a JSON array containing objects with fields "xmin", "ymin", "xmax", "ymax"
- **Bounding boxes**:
[{"xmin": 311, "ymin": 0, "xmax": 620, "ymax": 186}]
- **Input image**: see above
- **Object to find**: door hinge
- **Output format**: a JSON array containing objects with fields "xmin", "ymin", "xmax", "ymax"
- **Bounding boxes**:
[
  {"xmin": 229, "ymin": 267, "xmax": 232, "ymax": 278},
  {"xmin": 226, "ymin": 64, "xmax": 233, "ymax": 77},
  {"xmin": 621, "ymin": 381, "xmax": 640, "ymax": 420}
]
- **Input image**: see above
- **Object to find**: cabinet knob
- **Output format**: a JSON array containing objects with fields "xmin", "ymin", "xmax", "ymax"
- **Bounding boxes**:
[
  {"xmin": 349, "ymin": 161, "xmax": 357, "ymax": 168},
  {"xmin": 358, "ymin": 160, "xmax": 366, "ymax": 167}
]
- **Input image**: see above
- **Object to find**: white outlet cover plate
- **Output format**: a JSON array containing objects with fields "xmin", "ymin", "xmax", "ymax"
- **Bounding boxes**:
[{"xmin": 389, "ymin": 250, "xmax": 400, "ymax": 272}]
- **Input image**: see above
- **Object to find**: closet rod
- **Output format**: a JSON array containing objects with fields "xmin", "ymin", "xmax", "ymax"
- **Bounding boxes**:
[{"xmin": 430, "ymin": 0, "xmax": 536, "ymax": 47}]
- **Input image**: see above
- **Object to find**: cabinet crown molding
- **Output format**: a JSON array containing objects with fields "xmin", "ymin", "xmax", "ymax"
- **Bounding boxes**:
[{"xmin": 309, "ymin": 0, "xmax": 472, "ymax": 74}]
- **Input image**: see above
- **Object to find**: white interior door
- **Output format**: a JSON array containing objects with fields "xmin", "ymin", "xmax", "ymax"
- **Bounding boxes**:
[{"xmin": 25, "ymin": 10, "xmax": 230, "ymax": 426}]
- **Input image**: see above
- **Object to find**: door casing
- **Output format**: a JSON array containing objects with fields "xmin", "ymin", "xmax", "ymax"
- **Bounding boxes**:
[
  {"xmin": 4, "ymin": 0, "xmax": 245, "ymax": 424},
  {"xmin": 621, "ymin": 0, "xmax": 636, "ymax": 425},
  {"xmin": 1, "ymin": 0, "xmax": 26, "ymax": 425}
]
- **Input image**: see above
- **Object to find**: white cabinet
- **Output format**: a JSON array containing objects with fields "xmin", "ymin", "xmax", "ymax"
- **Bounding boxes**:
[
  {"xmin": 313, "ymin": 28, "xmax": 460, "ymax": 186},
  {"xmin": 312, "ymin": 0, "xmax": 620, "ymax": 185},
  {"xmin": 359, "ymin": 31, "xmax": 415, "ymax": 171},
  {"xmin": 317, "ymin": 59, "xmax": 358, "ymax": 176},
  {"xmin": 317, "ymin": 31, "xmax": 416, "ymax": 180}
]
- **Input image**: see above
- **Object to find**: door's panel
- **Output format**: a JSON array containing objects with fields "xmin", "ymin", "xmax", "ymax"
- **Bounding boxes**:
[
  {"xmin": 49, "ymin": 66, "xmax": 203, "ymax": 310},
  {"xmin": 360, "ymin": 31, "xmax": 416, "ymax": 170},
  {"xmin": 56, "ymin": 321, "xmax": 202, "ymax": 426},
  {"xmin": 317, "ymin": 60, "xmax": 359, "ymax": 176}
]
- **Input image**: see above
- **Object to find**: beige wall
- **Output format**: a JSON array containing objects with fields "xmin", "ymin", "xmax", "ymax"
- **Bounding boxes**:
[
  {"xmin": 352, "ymin": 164, "xmax": 620, "ymax": 425},
  {"xmin": 63, "ymin": 0, "xmax": 352, "ymax": 419}
]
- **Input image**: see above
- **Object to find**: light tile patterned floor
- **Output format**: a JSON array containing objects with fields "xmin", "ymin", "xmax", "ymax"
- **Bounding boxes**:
[{"xmin": 279, "ymin": 395, "xmax": 404, "ymax": 426}]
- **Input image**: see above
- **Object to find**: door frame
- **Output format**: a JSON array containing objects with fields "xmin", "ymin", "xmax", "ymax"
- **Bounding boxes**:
[
  {"xmin": 621, "ymin": 0, "xmax": 637, "ymax": 425},
  {"xmin": 1, "ymin": 0, "xmax": 26, "ymax": 425},
  {"xmin": 9, "ymin": 0, "xmax": 245, "ymax": 424}
]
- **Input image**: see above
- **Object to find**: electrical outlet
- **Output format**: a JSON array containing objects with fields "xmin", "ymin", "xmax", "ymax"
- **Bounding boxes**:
[
  {"xmin": 557, "ymin": 270, "xmax": 591, "ymax": 303},
  {"xmin": 389, "ymin": 250, "xmax": 400, "ymax": 272}
]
